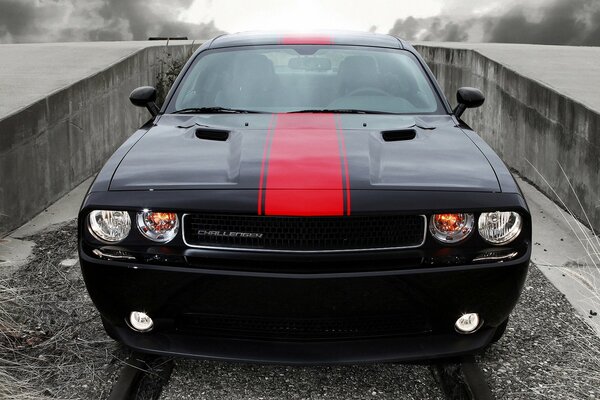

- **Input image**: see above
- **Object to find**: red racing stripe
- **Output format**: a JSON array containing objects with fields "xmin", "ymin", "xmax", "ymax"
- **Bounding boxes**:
[
  {"xmin": 281, "ymin": 35, "xmax": 333, "ymax": 45},
  {"xmin": 257, "ymin": 114, "xmax": 277, "ymax": 215},
  {"xmin": 336, "ymin": 114, "xmax": 351, "ymax": 215},
  {"xmin": 262, "ymin": 114, "xmax": 347, "ymax": 216}
]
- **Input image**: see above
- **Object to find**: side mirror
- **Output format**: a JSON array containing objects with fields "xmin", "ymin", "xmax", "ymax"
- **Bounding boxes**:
[
  {"xmin": 453, "ymin": 87, "xmax": 485, "ymax": 118},
  {"xmin": 130, "ymin": 86, "xmax": 159, "ymax": 117}
]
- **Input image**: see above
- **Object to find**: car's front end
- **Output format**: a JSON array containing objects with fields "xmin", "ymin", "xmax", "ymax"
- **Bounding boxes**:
[{"xmin": 79, "ymin": 32, "xmax": 531, "ymax": 364}]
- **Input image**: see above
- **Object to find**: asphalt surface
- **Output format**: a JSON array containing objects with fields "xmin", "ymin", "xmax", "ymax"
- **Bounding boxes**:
[
  {"xmin": 479, "ymin": 265, "xmax": 600, "ymax": 400},
  {"xmin": 161, "ymin": 360, "xmax": 443, "ymax": 400}
]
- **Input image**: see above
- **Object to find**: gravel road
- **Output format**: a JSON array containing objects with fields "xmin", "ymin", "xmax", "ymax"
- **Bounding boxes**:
[{"xmin": 161, "ymin": 360, "xmax": 443, "ymax": 400}]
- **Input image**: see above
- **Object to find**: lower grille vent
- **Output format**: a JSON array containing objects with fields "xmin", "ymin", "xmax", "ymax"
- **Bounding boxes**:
[{"xmin": 178, "ymin": 313, "xmax": 431, "ymax": 340}]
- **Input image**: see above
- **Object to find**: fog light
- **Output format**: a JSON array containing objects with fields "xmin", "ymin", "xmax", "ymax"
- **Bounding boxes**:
[
  {"xmin": 129, "ymin": 311, "xmax": 154, "ymax": 332},
  {"xmin": 455, "ymin": 313, "xmax": 481, "ymax": 334}
]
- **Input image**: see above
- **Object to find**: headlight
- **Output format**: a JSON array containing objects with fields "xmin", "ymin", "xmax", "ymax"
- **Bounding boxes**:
[
  {"xmin": 429, "ymin": 213, "xmax": 474, "ymax": 244},
  {"xmin": 88, "ymin": 210, "xmax": 131, "ymax": 243},
  {"xmin": 137, "ymin": 211, "xmax": 179, "ymax": 243},
  {"xmin": 478, "ymin": 211, "xmax": 522, "ymax": 245}
]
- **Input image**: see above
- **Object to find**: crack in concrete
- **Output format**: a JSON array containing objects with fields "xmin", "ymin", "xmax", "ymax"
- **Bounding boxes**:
[{"xmin": 68, "ymin": 120, "xmax": 84, "ymax": 133}]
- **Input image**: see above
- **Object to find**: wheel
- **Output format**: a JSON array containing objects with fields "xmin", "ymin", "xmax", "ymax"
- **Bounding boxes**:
[{"xmin": 491, "ymin": 318, "xmax": 509, "ymax": 343}]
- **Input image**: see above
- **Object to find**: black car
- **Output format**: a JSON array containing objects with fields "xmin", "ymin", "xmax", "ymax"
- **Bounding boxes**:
[{"xmin": 79, "ymin": 31, "xmax": 530, "ymax": 364}]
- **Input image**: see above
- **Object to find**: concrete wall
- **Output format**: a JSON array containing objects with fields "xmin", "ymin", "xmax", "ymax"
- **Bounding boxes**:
[
  {"xmin": 0, "ymin": 43, "xmax": 197, "ymax": 235},
  {"xmin": 416, "ymin": 44, "xmax": 600, "ymax": 232},
  {"xmin": 2, "ymin": 41, "xmax": 598, "ymax": 235}
]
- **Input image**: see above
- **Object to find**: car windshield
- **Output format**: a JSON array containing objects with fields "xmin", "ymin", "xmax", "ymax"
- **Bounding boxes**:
[{"xmin": 166, "ymin": 46, "xmax": 444, "ymax": 115}]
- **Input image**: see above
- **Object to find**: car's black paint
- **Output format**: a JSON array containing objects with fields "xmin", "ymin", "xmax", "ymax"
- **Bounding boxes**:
[
  {"xmin": 129, "ymin": 86, "xmax": 159, "ymax": 116},
  {"xmin": 108, "ymin": 115, "xmax": 500, "ymax": 192},
  {"xmin": 210, "ymin": 31, "xmax": 404, "ymax": 50},
  {"xmin": 80, "ymin": 251, "xmax": 528, "ymax": 363},
  {"xmin": 456, "ymin": 87, "xmax": 485, "ymax": 109},
  {"xmin": 454, "ymin": 87, "xmax": 485, "ymax": 118},
  {"xmin": 79, "ymin": 31, "xmax": 531, "ymax": 364}
]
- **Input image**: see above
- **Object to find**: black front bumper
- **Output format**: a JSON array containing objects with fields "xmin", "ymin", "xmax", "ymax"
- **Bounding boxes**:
[{"xmin": 80, "ymin": 248, "xmax": 529, "ymax": 364}]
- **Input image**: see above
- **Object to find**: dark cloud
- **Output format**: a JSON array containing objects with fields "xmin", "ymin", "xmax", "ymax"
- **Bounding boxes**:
[
  {"xmin": 0, "ymin": 0, "xmax": 64, "ymax": 41},
  {"xmin": 390, "ymin": 0, "xmax": 600, "ymax": 46},
  {"xmin": 0, "ymin": 0, "xmax": 223, "ymax": 43},
  {"xmin": 0, "ymin": 0, "xmax": 36, "ymax": 37},
  {"xmin": 389, "ymin": 15, "xmax": 469, "ymax": 42},
  {"xmin": 389, "ymin": 17, "xmax": 421, "ymax": 41},
  {"xmin": 485, "ymin": 0, "xmax": 598, "ymax": 45},
  {"xmin": 583, "ymin": 12, "xmax": 600, "ymax": 46},
  {"xmin": 426, "ymin": 18, "xmax": 468, "ymax": 42}
]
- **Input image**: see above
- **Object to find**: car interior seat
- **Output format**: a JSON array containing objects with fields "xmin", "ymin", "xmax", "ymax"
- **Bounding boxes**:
[
  {"xmin": 216, "ymin": 53, "xmax": 281, "ymax": 108},
  {"xmin": 336, "ymin": 55, "xmax": 381, "ymax": 96}
]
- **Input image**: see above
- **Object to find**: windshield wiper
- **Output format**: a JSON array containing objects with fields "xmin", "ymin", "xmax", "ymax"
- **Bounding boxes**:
[
  {"xmin": 288, "ymin": 109, "xmax": 397, "ymax": 115},
  {"xmin": 172, "ymin": 107, "xmax": 263, "ymax": 114}
]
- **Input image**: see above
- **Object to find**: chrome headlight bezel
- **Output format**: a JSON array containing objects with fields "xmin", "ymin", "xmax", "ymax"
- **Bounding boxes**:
[
  {"xmin": 429, "ymin": 213, "xmax": 475, "ymax": 244},
  {"xmin": 136, "ymin": 211, "xmax": 179, "ymax": 243},
  {"xmin": 478, "ymin": 211, "xmax": 523, "ymax": 245},
  {"xmin": 88, "ymin": 210, "xmax": 132, "ymax": 244}
]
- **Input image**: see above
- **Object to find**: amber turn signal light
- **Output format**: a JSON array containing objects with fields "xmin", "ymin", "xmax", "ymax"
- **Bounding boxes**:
[
  {"xmin": 137, "ymin": 211, "xmax": 179, "ymax": 243},
  {"xmin": 429, "ymin": 213, "xmax": 474, "ymax": 244}
]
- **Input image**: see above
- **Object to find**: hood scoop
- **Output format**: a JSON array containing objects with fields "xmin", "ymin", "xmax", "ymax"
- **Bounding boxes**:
[
  {"xmin": 195, "ymin": 127, "xmax": 230, "ymax": 141},
  {"xmin": 381, "ymin": 129, "xmax": 416, "ymax": 142}
]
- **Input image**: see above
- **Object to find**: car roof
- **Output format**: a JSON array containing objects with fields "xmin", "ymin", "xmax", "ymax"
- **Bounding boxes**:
[{"xmin": 209, "ymin": 31, "xmax": 404, "ymax": 49}]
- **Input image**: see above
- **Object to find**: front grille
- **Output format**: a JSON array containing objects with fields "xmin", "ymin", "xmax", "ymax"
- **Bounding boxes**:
[
  {"xmin": 177, "ymin": 313, "xmax": 431, "ymax": 340},
  {"xmin": 183, "ymin": 214, "xmax": 425, "ymax": 251}
]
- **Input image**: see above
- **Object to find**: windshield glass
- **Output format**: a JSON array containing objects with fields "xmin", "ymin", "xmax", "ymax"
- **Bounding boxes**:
[{"xmin": 166, "ymin": 46, "xmax": 445, "ymax": 115}]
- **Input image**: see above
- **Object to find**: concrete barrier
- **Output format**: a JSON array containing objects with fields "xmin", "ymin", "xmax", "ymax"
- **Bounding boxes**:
[
  {"xmin": 1, "ymin": 41, "xmax": 598, "ymax": 235},
  {"xmin": 0, "ymin": 42, "xmax": 199, "ymax": 235},
  {"xmin": 416, "ymin": 43, "xmax": 600, "ymax": 233}
]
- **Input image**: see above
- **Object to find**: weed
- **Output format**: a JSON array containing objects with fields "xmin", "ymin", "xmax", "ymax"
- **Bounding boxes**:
[{"xmin": 155, "ymin": 40, "xmax": 197, "ymax": 104}]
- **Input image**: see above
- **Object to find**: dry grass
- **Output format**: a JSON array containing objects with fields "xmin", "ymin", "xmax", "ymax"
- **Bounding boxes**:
[
  {"xmin": 527, "ymin": 160, "xmax": 600, "ymax": 297},
  {"xmin": 0, "ymin": 280, "xmax": 47, "ymax": 400},
  {"xmin": 526, "ymin": 160, "xmax": 600, "ymax": 398},
  {"xmin": 0, "ymin": 223, "xmax": 124, "ymax": 400}
]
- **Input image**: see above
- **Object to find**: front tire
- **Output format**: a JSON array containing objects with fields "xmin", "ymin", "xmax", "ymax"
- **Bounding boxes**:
[{"xmin": 490, "ymin": 318, "xmax": 509, "ymax": 343}]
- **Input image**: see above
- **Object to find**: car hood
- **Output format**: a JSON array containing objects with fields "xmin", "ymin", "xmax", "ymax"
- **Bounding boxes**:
[{"xmin": 110, "ymin": 114, "xmax": 500, "ymax": 193}]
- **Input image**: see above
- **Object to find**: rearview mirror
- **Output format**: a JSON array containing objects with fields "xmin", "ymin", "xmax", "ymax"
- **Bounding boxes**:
[
  {"xmin": 453, "ymin": 87, "xmax": 485, "ymax": 118},
  {"xmin": 130, "ymin": 86, "xmax": 159, "ymax": 117},
  {"xmin": 288, "ymin": 57, "xmax": 332, "ymax": 71}
]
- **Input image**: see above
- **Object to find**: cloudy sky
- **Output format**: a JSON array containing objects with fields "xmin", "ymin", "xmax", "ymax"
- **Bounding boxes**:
[
  {"xmin": 0, "ymin": 0, "xmax": 599, "ymax": 45},
  {"xmin": 185, "ymin": 0, "xmax": 534, "ymax": 33}
]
